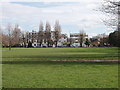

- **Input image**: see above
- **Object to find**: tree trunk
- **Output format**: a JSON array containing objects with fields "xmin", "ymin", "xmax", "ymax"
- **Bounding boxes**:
[
  {"xmin": 80, "ymin": 43, "xmax": 82, "ymax": 47},
  {"xmin": 55, "ymin": 41, "xmax": 57, "ymax": 47},
  {"xmin": 47, "ymin": 41, "xmax": 49, "ymax": 47},
  {"xmin": 9, "ymin": 46, "xmax": 11, "ymax": 50},
  {"xmin": 40, "ymin": 41, "xmax": 42, "ymax": 47}
]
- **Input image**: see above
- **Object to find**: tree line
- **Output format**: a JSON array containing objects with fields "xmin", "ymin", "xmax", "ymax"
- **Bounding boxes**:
[{"xmin": 1, "ymin": 21, "xmax": 62, "ymax": 49}]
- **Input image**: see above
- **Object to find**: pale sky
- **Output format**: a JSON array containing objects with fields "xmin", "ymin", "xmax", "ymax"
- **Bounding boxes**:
[{"xmin": 0, "ymin": 0, "xmax": 115, "ymax": 37}]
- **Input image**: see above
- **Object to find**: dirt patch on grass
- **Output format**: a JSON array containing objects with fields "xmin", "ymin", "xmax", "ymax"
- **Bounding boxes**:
[{"xmin": 51, "ymin": 59, "xmax": 119, "ymax": 63}]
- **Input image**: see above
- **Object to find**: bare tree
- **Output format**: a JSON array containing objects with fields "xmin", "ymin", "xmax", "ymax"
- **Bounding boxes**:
[
  {"xmin": 68, "ymin": 36, "xmax": 73, "ymax": 47},
  {"xmin": 7, "ymin": 24, "xmax": 13, "ymax": 50},
  {"xmin": 2, "ymin": 34, "xmax": 9, "ymax": 47},
  {"xmin": 12, "ymin": 24, "xmax": 22, "ymax": 47},
  {"xmin": 45, "ymin": 22, "xmax": 51, "ymax": 47},
  {"xmin": 38, "ymin": 22, "xmax": 44, "ymax": 47},
  {"xmin": 21, "ymin": 31, "xmax": 27, "ymax": 47},
  {"xmin": 79, "ymin": 30, "xmax": 87, "ymax": 47},
  {"xmin": 99, "ymin": 0, "xmax": 120, "ymax": 30},
  {"xmin": 25, "ymin": 32, "xmax": 29, "ymax": 44},
  {"xmin": 0, "ymin": 26, "xmax": 9, "ymax": 47},
  {"xmin": 54, "ymin": 20, "xmax": 61, "ymax": 47}
]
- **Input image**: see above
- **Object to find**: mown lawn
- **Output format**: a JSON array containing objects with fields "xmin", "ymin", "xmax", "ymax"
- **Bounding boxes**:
[
  {"xmin": 2, "ymin": 47, "xmax": 119, "ymax": 61},
  {"xmin": 2, "ymin": 47, "xmax": 119, "ymax": 88}
]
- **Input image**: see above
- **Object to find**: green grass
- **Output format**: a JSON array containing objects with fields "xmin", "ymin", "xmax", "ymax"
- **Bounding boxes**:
[
  {"xmin": 2, "ymin": 47, "xmax": 119, "ymax": 61},
  {"xmin": 2, "ymin": 47, "xmax": 119, "ymax": 88}
]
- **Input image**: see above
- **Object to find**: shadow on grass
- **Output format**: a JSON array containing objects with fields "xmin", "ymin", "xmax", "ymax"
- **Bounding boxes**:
[
  {"xmin": 1, "ymin": 60, "xmax": 119, "ymax": 65},
  {"xmin": 3, "ymin": 54, "xmax": 118, "ymax": 59}
]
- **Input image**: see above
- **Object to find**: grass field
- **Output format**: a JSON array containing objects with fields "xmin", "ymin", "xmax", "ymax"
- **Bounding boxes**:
[
  {"xmin": 2, "ymin": 47, "xmax": 119, "ymax": 88},
  {"xmin": 2, "ymin": 47, "xmax": 119, "ymax": 61}
]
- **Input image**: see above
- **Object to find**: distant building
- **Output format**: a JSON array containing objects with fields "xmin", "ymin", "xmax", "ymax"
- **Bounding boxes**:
[
  {"xmin": 27, "ymin": 30, "xmax": 38, "ymax": 47},
  {"xmin": 70, "ymin": 33, "xmax": 88, "ymax": 47},
  {"xmin": 90, "ymin": 38, "xmax": 100, "ymax": 47},
  {"xmin": 57, "ymin": 34, "xmax": 68, "ymax": 47},
  {"xmin": 26, "ymin": 30, "xmax": 68, "ymax": 47}
]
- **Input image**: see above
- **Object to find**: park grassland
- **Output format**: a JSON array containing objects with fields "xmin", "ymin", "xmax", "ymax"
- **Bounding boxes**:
[{"xmin": 2, "ymin": 47, "xmax": 119, "ymax": 88}]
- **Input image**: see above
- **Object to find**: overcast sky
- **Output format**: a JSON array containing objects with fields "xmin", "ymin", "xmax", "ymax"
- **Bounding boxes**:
[{"xmin": 0, "ymin": 0, "xmax": 115, "ymax": 37}]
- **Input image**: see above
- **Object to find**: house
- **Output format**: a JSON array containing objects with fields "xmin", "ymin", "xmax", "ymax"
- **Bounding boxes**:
[
  {"xmin": 90, "ymin": 38, "xmax": 100, "ymax": 47},
  {"xmin": 70, "ymin": 33, "xmax": 88, "ymax": 47}
]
